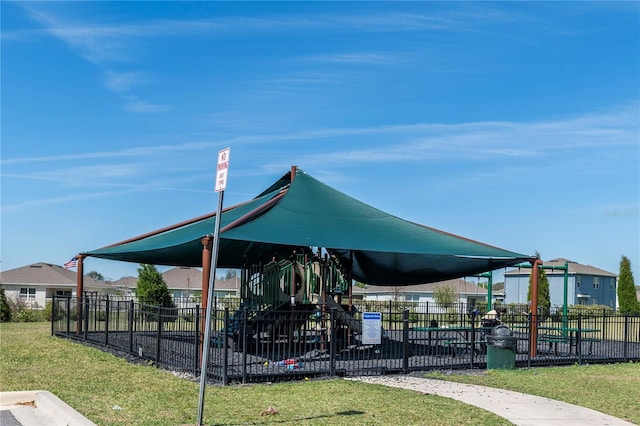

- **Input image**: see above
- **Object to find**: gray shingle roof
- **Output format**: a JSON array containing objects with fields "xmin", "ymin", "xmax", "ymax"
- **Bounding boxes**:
[
  {"xmin": 504, "ymin": 258, "xmax": 616, "ymax": 277},
  {"xmin": 111, "ymin": 267, "xmax": 240, "ymax": 291},
  {"xmin": 0, "ymin": 262, "xmax": 112, "ymax": 290},
  {"xmin": 352, "ymin": 278, "xmax": 492, "ymax": 296}
]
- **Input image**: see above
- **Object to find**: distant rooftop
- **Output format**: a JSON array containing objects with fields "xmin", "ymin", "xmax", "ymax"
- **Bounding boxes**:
[{"xmin": 505, "ymin": 258, "xmax": 616, "ymax": 277}]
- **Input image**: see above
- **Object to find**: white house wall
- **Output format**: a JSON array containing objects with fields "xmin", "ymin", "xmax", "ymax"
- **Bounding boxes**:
[{"xmin": 3, "ymin": 285, "xmax": 48, "ymax": 309}]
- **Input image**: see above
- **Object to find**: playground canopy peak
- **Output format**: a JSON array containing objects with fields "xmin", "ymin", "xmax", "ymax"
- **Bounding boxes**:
[{"xmin": 83, "ymin": 168, "xmax": 533, "ymax": 285}]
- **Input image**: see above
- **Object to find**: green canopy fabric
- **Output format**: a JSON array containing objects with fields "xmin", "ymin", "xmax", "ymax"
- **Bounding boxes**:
[{"xmin": 84, "ymin": 168, "xmax": 532, "ymax": 285}]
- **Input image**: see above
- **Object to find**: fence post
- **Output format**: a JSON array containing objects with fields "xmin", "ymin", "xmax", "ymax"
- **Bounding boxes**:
[
  {"xmin": 105, "ymin": 296, "xmax": 110, "ymax": 346},
  {"xmin": 156, "ymin": 306, "xmax": 162, "ymax": 367},
  {"xmin": 526, "ymin": 312, "xmax": 532, "ymax": 368},
  {"xmin": 242, "ymin": 306, "xmax": 248, "ymax": 384},
  {"xmin": 624, "ymin": 315, "xmax": 629, "ymax": 362},
  {"xmin": 577, "ymin": 313, "xmax": 582, "ymax": 364},
  {"xmin": 223, "ymin": 308, "xmax": 229, "ymax": 386},
  {"xmin": 195, "ymin": 305, "xmax": 200, "ymax": 375},
  {"xmin": 129, "ymin": 300, "xmax": 134, "ymax": 355},
  {"xmin": 470, "ymin": 311, "xmax": 476, "ymax": 369},
  {"xmin": 330, "ymin": 308, "xmax": 337, "ymax": 377},
  {"xmin": 115, "ymin": 300, "xmax": 120, "ymax": 332},
  {"xmin": 51, "ymin": 294, "xmax": 55, "ymax": 336},
  {"xmin": 66, "ymin": 297, "xmax": 70, "ymax": 337},
  {"xmin": 83, "ymin": 296, "xmax": 89, "ymax": 341},
  {"xmin": 402, "ymin": 309, "xmax": 409, "ymax": 374}
]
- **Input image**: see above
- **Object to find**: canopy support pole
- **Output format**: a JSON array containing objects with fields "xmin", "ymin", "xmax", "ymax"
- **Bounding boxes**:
[
  {"xmin": 200, "ymin": 236, "xmax": 213, "ymax": 365},
  {"xmin": 529, "ymin": 258, "xmax": 542, "ymax": 358}
]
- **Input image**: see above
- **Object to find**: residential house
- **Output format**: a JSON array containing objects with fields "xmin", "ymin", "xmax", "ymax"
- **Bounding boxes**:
[
  {"xmin": 111, "ymin": 266, "xmax": 241, "ymax": 304},
  {"xmin": 504, "ymin": 258, "xmax": 617, "ymax": 308},
  {"xmin": 352, "ymin": 278, "xmax": 498, "ymax": 312},
  {"xmin": 0, "ymin": 262, "xmax": 115, "ymax": 309}
]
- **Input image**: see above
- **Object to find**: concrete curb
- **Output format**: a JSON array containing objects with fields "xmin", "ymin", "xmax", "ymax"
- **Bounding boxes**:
[
  {"xmin": 0, "ymin": 391, "xmax": 96, "ymax": 426},
  {"xmin": 346, "ymin": 376, "xmax": 636, "ymax": 426}
]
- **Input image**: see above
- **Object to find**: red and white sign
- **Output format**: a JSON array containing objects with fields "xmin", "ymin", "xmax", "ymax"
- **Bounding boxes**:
[{"xmin": 215, "ymin": 148, "xmax": 230, "ymax": 192}]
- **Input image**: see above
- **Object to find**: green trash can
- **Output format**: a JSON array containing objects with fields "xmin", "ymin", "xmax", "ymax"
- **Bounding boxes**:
[{"xmin": 486, "ymin": 325, "xmax": 516, "ymax": 370}]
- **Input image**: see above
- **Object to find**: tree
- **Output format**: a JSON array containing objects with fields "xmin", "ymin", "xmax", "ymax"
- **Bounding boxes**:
[
  {"xmin": 136, "ymin": 264, "xmax": 175, "ymax": 309},
  {"xmin": 354, "ymin": 281, "xmax": 367, "ymax": 289},
  {"xmin": 225, "ymin": 269, "xmax": 237, "ymax": 280},
  {"xmin": 0, "ymin": 286, "xmax": 12, "ymax": 322},
  {"xmin": 87, "ymin": 270, "xmax": 105, "ymax": 281},
  {"xmin": 528, "ymin": 267, "xmax": 551, "ymax": 315},
  {"xmin": 617, "ymin": 255, "xmax": 640, "ymax": 314},
  {"xmin": 434, "ymin": 285, "xmax": 457, "ymax": 307},
  {"xmin": 391, "ymin": 286, "xmax": 402, "ymax": 302}
]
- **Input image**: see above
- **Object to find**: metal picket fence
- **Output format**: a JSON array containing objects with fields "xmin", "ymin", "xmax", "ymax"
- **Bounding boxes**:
[{"xmin": 52, "ymin": 296, "xmax": 640, "ymax": 385}]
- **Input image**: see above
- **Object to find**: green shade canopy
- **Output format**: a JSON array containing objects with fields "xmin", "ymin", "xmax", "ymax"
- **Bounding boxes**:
[{"xmin": 84, "ymin": 168, "xmax": 533, "ymax": 285}]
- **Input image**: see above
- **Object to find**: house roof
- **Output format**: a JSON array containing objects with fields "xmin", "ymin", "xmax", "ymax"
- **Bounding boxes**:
[
  {"xmin": 352, "ymin": 278, "xmax": 492, "ymax": 296},
  {"xmin": 83, "ymin": 168, "xmax": 532, "ymax": 286},
  {"xmin": 504, "ymin": 258, "xmax": 616, "ymax": 277},
  {"xmin": 0, "ymin": 262, "xmax": 112, "ymax": 290},
  {"xmin": 111, "ymin": 276, "xmax": 137, "ymax": 290},
  {"xmin": 112, "ymin": 267, "xmax": 240, "ymax": 291}
]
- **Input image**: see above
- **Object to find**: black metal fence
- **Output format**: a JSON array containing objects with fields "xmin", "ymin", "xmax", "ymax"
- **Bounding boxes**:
[{"xmin": 51, "ymin": 296, "xmax": 640, "ymax": 384}]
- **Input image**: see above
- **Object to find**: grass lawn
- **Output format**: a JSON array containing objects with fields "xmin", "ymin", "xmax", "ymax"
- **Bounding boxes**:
[
  {"xmin": 1, "ymin": 323, "xmax": 507, "ymax": 425},
  {"xmin": 2, "ymin": 323, "xmax": 639, "ymax": 425}
]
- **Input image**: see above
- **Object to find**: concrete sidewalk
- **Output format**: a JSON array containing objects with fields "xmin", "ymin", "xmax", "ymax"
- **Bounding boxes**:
[
  {"xmin": 0, "ymin": 391, "xmax": 96, "ymax": 426},
  {"xmin": 347, "ymin": 375, "xmax": 635, "ymax": 426}
]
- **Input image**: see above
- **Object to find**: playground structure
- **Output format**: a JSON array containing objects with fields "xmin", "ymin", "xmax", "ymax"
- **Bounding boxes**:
[{"xmin": 223, "ymin": 250, "xmax": 362, "ymax": 355}]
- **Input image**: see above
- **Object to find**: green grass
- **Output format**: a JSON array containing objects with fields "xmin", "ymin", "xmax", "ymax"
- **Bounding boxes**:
[
  {"xmin": 1, "ymin": 323, "xmax": 507, "ymax": 425},
  {"xmin": 425, "ymin": 363, "xmax": 640, "ymax": 424},
  {"xmin": 3, "ymin": 323, "xmax": 639, "ymax": 425}
]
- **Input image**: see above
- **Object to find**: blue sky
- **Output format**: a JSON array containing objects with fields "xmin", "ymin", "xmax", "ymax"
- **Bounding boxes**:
[{"xmin": 1, "ymin": 1, "xmax": 638, "ymax": 283}]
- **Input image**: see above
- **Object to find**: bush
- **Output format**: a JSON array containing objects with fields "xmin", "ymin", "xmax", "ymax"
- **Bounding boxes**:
[
  {"xmin": 13, "ymin": 307, "xmax": 38, "ymax": 322},
  {"xmin": 567, "ymin": 304, "xmax": 614, "ymax": 319},
  {"xmin": 45, "ymin": 300, "xmax": 64, "ymax": 321},
  {"xmin": 0, "ymin": 287, "xmax": 12, "ymax": 322}
]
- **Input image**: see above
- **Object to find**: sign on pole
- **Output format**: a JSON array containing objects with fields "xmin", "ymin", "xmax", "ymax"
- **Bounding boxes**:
[
  {"xmin": 215, "ymin": 148, "xmax": 230, "ymax": 192},
  {"xmin": 197, "ymin": 147, "xmax": 230, "ymax": 426},
  {"xmin": 362, "ymin": 312, "xmax": 382, "ymax": 345}
]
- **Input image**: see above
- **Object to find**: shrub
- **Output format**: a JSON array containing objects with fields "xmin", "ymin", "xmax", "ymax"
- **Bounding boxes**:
[
  {"xmin": 14, "ymin": 307, "xmax": 38, "ymax": 322},
  {"xmin": 0, "ymin": 287, "xmax": 12, "ymax": 322},
  {"xmin": 45, "ymin": 300, "xmax": 64, "ymax": 321},
  {"xmin": 567, "ymin": 304, "xmax": 614, "ymax": 319}
]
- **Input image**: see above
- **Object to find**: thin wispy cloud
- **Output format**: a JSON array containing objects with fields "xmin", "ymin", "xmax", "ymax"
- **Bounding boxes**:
[
  {"xmin": 104, "ymin": 70, "xmax": 148, "ymax": 93},
  {"xmin": 303, "ymin": 52, "xmax": 405, "ymax": 65},
  {"xmin": 2, "ymin": 104, "xmax": 636, "ymax": 168},
  {"xmin": 123, "ymin": 96, "xmax": 170, "ymax": 114},
  {"xmin": 1, "ymin": 190, "xmax": 129, "ymax": 213}
]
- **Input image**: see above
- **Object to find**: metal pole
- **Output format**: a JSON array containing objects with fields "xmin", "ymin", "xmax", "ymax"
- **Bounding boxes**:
[
  {"xmin": 197, "ymin": 190, "xmax": 224, "ymax": 426},
  {"xmin": 486, "ymin": 272, "xmax": 493, "ymax": 311},
  {"xmin": 563, "ymin": 261, "xmax": 569, "ymax": 331}
]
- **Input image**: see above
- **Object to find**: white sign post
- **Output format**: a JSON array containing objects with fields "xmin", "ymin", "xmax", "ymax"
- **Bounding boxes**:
[{"xmin": 197, "ymin": 147, "xmax": 230, "ymax": 425}]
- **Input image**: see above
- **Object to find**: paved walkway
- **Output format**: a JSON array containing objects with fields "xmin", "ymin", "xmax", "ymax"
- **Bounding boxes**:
[
  {"xmin": 346, "ymin": 375, "xmax": 636, "ymax": 426},
  {"xmin": 0, "ymin": 391, "xmax": 96, "ymax": 426}
]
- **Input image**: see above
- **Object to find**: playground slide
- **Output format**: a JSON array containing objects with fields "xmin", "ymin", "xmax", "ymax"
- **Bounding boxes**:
[{"xmin": 324, "ymin": 296, "xmax": 362, "ymax": 335}]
